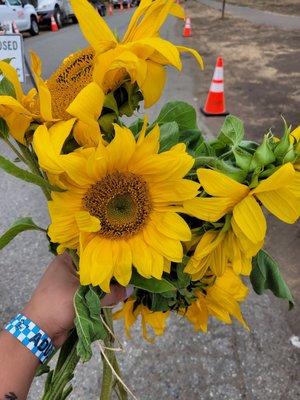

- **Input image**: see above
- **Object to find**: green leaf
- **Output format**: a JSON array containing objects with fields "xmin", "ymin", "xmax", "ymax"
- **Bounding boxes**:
[
  {"xmin": 74, "ymin": 286, "xmax": 107, "ymax": 362},
  {"xmin": 0, "ymin": 117, "xmax": 9, "ymax": 139},
  {"xmin": 217, "ymin": 115, "xmax": 244, "ymax": 147},
  {"xmin": 0, "ymin": 217, "xmax": 45, "ymax": 250},
  {"xmin": 250, "ymin": 250, "xmax": 294, "ymax": 309},
  {"xmin": 0, "ymin": 76, "xmax": 16, "ymax": 97},
  {"xmin": 159, "ymin": 121, "xmax": 180, "ymax": 152},
  {"xmin": 131, "ymin": 269, "xmax": 176, "ymax": 293},
  {"xmin": 179, "ymin": 129, "xmax": 204, "ymax": 152},
  {"xmin": 130, "ymin": 118, "xmax": 144, "ymax": 136},
  {"xmin": 155, "ymin": 101, "xmax": 197, "ymax": 131},
  {"xmin": 0, "ymin": 155, "xmax": 63, "ymax": 192},
  {"xmin": 103, "ymin": 92, "xmax": 119, "ymax": 114}
]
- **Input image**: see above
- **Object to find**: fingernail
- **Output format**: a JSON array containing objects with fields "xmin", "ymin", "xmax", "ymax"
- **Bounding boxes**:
[{"xmin": 125, "ymin": 284, "xmax": 134, "ymax": 298}]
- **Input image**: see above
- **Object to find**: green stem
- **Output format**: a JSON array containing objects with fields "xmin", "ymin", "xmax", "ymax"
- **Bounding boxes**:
[
  {"xmin": 17, "ymin": 142, "xmax": 51, "ymax": 200},
  {"xmin": 100, "ymin": 309, "xmax": 128, "ymax": 400},
  {"xmin": 100, "ymin": 309, "xmax": 115, "ymax": 400},
  {"xmin": 3, "ymin": 138, "xmax": 28, "ymax": 164},
  {"xmin": 42, "ymin": 331, "xmax": 80, "ymax": 400}
]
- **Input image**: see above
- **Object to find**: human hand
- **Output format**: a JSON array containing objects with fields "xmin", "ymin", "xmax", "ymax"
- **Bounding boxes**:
[{"xmin": 22, "ymin": 253, "xmax": 131, "ymax": 347}]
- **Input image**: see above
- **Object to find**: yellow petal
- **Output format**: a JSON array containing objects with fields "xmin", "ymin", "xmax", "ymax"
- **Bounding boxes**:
[
  {"xmin": 150, "ymin": 179, "xmax": 199, "ymax": 203},
  {"xmin": 49, "ymin": 118, "xmax": 76, "ymax": 154},
  {"xmin": 112, "ymin": 240, "xmax": 132, "ymax": 287},
  {"xmin": 73, "ymin": 120, "xmax": 101, "ymax": 147},
  {"xmin": 134, "ymin": 37, "xmax": 182, "ymax": 70},
  {"xmin": 30, "ymin": 51, "xmax": 53, "ymax": 121},
  {"xmin": 128, "ymin": 234, "xmax": 152, "ymax": 278},
  {"xmin": 70, "ymin": 0, "xmax": 116, "ymax": 51},
  {"xmin": 143, "ymin": 222, "xmax": 183, "ymax": 262},
  {"xmin": 5, "ymin": 111, "xmax": 31, "ymax": 144},
  {"xmin": 141, "ymin": 61, "xmax": 166, "ymax": 108},
  {"xmin": 33, "ymin": 125, "xmax": 63, "ymax": 174},
  {"xmin": 150, "ymin": 212, "xmax": 191, "ymax": 242},
  {"xmin": 0, "ymin": 60, "xmax": 24, "ymax": 101},
  {"xmin": 197, "ymin": 168, "xmax": 249, "ymax": 199},
  {"xmin": 232, "ymin": 196, "xmax": 266, "ymax": 244},
  {"xmin": 67, "ymin": 82, "xmax": 104, "ymax": 135},
  {"xmin": 90, "ymin": 237, "xmax": 114, "ymax": 292},
  {"xmin": 106, "ymin": 125, "xmax": 136, "ymax": 172},
  {"xmin": 255, "ymin": 188, "xmax": 298, "ymax": 224},
  {"xmin": 183, "ymin": 197, "xmax": 235, "ymax": 222},
  {"xmin": 177, "ymin": 46, "xmax": 204, "ymax": 70},
  {"xmin": 150, "ymin": 248, "xmax": 164, "ymax": 279},
  {"xmin": 252, "ymin": 163, "xmax": 295, "ymax": 194},
  {"xmin": 0, "ymin": 96, "xmax": 32, "ymax": 115},
  {"xmin": 75, "ymin": 211, "xmax": 101, "ymax": 233}
]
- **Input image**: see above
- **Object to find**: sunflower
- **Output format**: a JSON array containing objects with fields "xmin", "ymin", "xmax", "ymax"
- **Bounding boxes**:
[
  {"xmin": 113, "ymin": 298, "xmax": 170, "ymax": 342},
  {"xmin": 70, "ymin": 0, "xmax": 204, "ymax": 108},
  {"xmin": 185, "ymin": 227, "xmax": 259, "ymax": 280},
  {"xmin": 182, "ymin": 269, "xmax": 249, "ymax": 332},
  {"xmin": 33, "ymin": 120, "xmax": 199, "ymax": 292},
  {"xmin": 0, "ymin": 52, "xmax": 104, "ymax": 146},
  {"xmin": 183, "ymin": 164, "xmax": 299, "ymax": 247}
]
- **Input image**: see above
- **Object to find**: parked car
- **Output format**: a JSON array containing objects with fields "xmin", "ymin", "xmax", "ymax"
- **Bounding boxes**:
[
  {"xmin": 0, "ymin": 0, "xmax": 39, "ymax": 35},
  {"xmin": 36, "ymin": 0, "xmax": 76, "ymax": 28},
  {"xmin": 90, "ymin": 0, "xmax": 106, "ymax": 17},
  {"xmin": 112, "ymin": 0, "xmax": 132, "ymax": 8}
]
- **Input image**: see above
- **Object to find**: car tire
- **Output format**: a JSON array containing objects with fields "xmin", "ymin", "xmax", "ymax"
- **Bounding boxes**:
[
  {"xmin": 54, "ymin": 6, "xmax": 63, "ymax": 29},
  {"xmin": 29, "ymin": 16, "xmax": 39, "ymax": 36},
  {"xmin": 71, "ymin": 16, "xmax": 78, "ymax": 23},
  {"xmin": 100, "ymin": 8, "xmax": 106, "ymax": 16}
]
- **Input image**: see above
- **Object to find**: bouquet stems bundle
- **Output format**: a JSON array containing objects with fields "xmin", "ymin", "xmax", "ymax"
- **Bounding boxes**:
[{"xmin": 0, "ymin": 0, "xmax": 298, "ymax": 398}]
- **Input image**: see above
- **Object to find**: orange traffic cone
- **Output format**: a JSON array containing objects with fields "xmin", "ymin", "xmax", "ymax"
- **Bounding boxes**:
[
  {"xmin": 51, "ymin": 15, "xmax": 58, "ymax": 32},
  {"xmin": 127, "ymin": 1, "xmax": 130, "ymax": 9},
  {"xmin": 183, "ymin": 17, "xmax": 191, "ymax": 37},
  {"xmin": 12, "ymin": 21, "xmax": 19, "ymax": 34},
  {"xmin": 108, "ymin": 4, "xmax": 113, "ymax": 16},
  {"xmin": 119, "ymin": 1, "xmax": 123, "ymax": 11},
  {"xmin": 201, "ymin": 56, "xmax": 229, "ymax": 116}
]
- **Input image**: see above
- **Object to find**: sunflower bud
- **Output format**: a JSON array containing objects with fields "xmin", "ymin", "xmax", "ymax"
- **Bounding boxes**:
[
  {"xmin": 253, "ymin": 134, "xmax": 275, "ymax": 166},
  {"xmin": 233, "ymin": 147, "xmax": 258, "ymax": 172},
  {"xmin": 274, "ymin": 130, "xmax": 292, "ymax": 162},
  {"xmin": 99, "ymin": 113, "xmax": 117, "ymax": 136}
]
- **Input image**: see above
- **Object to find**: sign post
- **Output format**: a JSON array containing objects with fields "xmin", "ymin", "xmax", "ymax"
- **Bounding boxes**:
[{"xmin": 0, "ymin": 33, "xmax": 25, "ymax": 83}]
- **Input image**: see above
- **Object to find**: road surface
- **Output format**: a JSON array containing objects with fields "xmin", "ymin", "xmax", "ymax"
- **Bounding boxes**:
[{"xmin": 0, "ymin": 8, "xmax": 299, "ymax": 400}]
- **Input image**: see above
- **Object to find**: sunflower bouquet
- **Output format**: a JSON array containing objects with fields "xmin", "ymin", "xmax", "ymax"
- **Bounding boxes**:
[{"xmin": 0, "ymin": 0, "xmax": 299, "ymax": 398}]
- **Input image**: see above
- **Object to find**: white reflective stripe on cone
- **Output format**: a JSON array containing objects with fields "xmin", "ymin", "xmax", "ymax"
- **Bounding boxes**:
[
  {"xmin": 212, "ymin": 67, "xmax": 224, "ymax": 81},
  {"xmin": 210, "ymin": 82, "xmax": 224, "ymax": 93}
]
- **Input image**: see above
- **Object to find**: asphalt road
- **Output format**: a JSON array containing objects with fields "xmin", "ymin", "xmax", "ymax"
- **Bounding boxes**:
[
  {"xmin": 0, "ymin": 8, "xmax": 299, "ymax": 400},
  {"xmin": 198, "ymin": 0, "xmax": 300, "ymax": 30}
]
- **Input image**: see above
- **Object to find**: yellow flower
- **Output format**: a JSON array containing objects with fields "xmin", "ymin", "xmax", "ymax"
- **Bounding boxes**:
[
  {"xmin": 33, "ymin": 120, "xmax": 199, "ymax": 292},
  {"xmin": 70, "ymin": 0, "xmax": 204, "ymax": 108},
  {"xmin": 183, "ymin": 164, "xmax": 299, "ymax": 246},
  {"xmin": 0, "ymin": 52, "xmax": 104, "ymax": 146},
  {"xmin": 114, "ymin": 298, "xmax": 170, "ymax": 342},
  {"xmin": 182, "ymin": 269, "xmax": 249, "ymax": 332},
  {"xmin": 185, "ymin": 228, "xmax": 259, "ymax": 280}
]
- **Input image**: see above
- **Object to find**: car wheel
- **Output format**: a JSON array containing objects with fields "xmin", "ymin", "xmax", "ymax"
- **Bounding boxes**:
[
  {"xmin": 71, "ymin": 16, "xmax": 78, "ymax": 23},
  {"xmin": 29, "ymin": 16, "xmax": 39, "ymax": 36},
  {"xmin": 54, "ymin": 6, "xmax": 63, "ymax": 28}
]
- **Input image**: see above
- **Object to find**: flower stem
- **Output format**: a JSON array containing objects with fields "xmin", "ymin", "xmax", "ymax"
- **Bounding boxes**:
[
  {"xmin": 42, "ymin": 331, "xmax": 80, "ymax": 400},
  {"xmin": 100, "ymin": 309, "xmax": 128, "ymax": 400},
  {"xmin": 3, "ymin": 138, "xmax": 28, "ymax": 164},
  {"xmin": 100, "ymin": 309, "xmax": 115, "ymax": 400}
]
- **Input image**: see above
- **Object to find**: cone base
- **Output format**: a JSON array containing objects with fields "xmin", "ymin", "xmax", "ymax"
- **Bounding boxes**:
[{"xmin": 200, "ymin": 107, "xmax": 229, "ymax": 117}]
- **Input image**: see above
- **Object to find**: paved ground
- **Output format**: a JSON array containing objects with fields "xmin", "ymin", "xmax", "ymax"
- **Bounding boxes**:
[
  {"xmin": 198, "ymin": 0, "xmax": 300, "ymax": 30},
  {"xmin": 214, "ymin": 0, "xmax": 300, "ymax": 16},
  {"xmin": 0, "ymin": 6, "xmax": 299, "ymax": 400}
]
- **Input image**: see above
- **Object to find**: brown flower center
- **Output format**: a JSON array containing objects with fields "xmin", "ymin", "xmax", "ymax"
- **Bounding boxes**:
[
  {"xmin": 46, "ymin": 47, "xmax": 95, "ymax": 120},
  {"xmin": 83, "ymin": 172, "xmax": 152, "ymax": 239}
]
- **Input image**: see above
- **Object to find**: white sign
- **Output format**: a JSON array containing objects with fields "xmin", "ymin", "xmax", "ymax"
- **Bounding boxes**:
[{"xmin": 0, "ymin": 33, "xmax": 25, "ymax": 83}]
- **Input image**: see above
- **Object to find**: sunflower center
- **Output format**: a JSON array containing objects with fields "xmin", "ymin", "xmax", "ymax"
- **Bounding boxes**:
[
  {"xmin": 46, "ymin": 47, "xmax": 95, "ymax": 120},
  {"xmin": 83, "ymin": 172, "xmax": 151, "ymax": 239}
]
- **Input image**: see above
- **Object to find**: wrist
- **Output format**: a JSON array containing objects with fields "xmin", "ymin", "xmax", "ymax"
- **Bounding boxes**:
[{"xmin": 21, "ymin": 303, "xmax": 64, "ymax": 348}]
